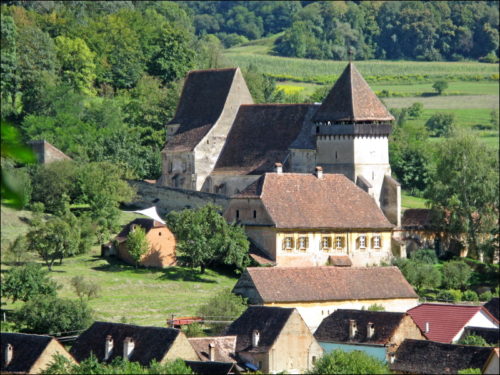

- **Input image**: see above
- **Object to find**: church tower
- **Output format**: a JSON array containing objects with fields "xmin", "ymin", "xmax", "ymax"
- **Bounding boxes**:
[{"xmin": 312, "ymin": 63, "xmax": 400, "ymax": 225}]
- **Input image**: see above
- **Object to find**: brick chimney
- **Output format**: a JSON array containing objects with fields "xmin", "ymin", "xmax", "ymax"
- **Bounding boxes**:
[
  {"xmin": 349, "ymin": 319, "xmax": 357, "ymax": 339},
  {"xmin": 367, "ymin": 322, "xmax": 375, "ymax": 339},
  {"xmin": 208, "ymin": 342, "xmax": 215, "ymax": 361},
  {"xmin": 274, "ymin": 162, "xmax": 283, "ymax": 174},
  {"xmin": 315, "ymin": 166, "xmax": 323, "ymax": 179},
  {"xmin": 123, "ymin": 337, "xmax": 135, "ymax": 361},
  {"xmin": 104, "ymin": 335, "xmax": 113, "ymax": 361},
  {"xmin": 4, "ymin": 343, "xmax": 13, "ymax": 366}
]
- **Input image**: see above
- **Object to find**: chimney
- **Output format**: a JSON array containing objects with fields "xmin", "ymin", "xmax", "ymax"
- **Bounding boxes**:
[
  {"xmin": 123, "ymin": 337, "xmax": 135, "ymax": 361},
  {"xmin": 425, "ymin": 322, "xmax": 430, "ymax": 334},
  {"xmin": 4, "ymin": 343, "xmax": 13, "ymax": 366},
  {"xmin": 208, "ymin": 342, "xmax": 215, "ymax": 361},
  {"xmin": 389, "ymin": 352, "xmax": 396, "ymax": 364},
  {"xmin": 349, "ymin": 319, "xmax": 357, "ymax": 339},
  {"xmin": 367, "ymin": 322, "xmax": 375, "ymax": 339},
  {"xmin": 274, "ymin": 162, "xmax": 283, "ymax": 174},
  {"xmin": 252, "ymin": 330, "xmax": 260, "ymax": 347},
  {"xmin": 104, "ymin": 335, "xmax": 113, "ymax": 361},
  {"xmin": 315, "ymin": 166, "xmax": 323, "ymax": 179}
]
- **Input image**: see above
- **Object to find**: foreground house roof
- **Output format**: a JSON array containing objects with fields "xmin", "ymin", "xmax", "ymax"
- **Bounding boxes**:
[
  {"xmin": 390, "ymin": 339, "xmax": 494, "ymax": 374},
  {"xmin": 314, "ymin": 310, "xmax": 412, "ymax": 345},
  {"xmin": 185, "ymin": 361, "xmax": 235, "ymax": 375},
  {"xmin": 114, "ymin": 218, "xmax": 167, "ymax": 243},
  {"xmin": 407, "ymin": 303, "xmax": 498, "ymax": 343},
  {"xmin": 70, "ymin": 322, "xmax": 184, "ymax": 365},
  {"xmin": 312, "ymin": 63, "xmax": 394, "ymax": 123},
  {"xmin": 224, "ymin": 306, "xmax": 294, "ymax": 353},
  {"xmin": 188, "ymin": 336, "xmax": 237, "ymax": 363},
  {"xmin": 233, "ymin": 266, "xmax": 418, "ymax": 303},
  {"xmin": 212, "ymin": 104, "xmax": 315, "ymax": 175},
  {"xmin": 1, "ymin": 332, "xmax": 72, "ymax": 374},
  {"xmin": 484, "ymin": 298, "xmax": 499, "ymax": 321},
  {"xmin": 165, "ymin": 68, "xmax": 240, "ymax": 152},
  {"xmin": 234, "ymin": 173, "xmax": 393, "ymax": 229}
]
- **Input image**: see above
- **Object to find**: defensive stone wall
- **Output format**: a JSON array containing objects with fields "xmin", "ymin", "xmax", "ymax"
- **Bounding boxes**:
[{"xmin": 125, "ymin": 180, "xmax": 229, "ymax": 216}]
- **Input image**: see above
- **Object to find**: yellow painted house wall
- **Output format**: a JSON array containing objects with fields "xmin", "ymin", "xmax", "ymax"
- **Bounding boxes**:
[
  {"xmin": 265, "ymin": 298, "xmax": 420, "ymax": 332},
  {"xmin": 162, "ymin": 332, "xmax": 199, "ymax": 362},
  {"xmin": 29, "ymin": 339, "xmax": 76, "ymax": 375},
  {"xmin": 275, "ymin": 229, "xmax": 393, "ymax": 267}
]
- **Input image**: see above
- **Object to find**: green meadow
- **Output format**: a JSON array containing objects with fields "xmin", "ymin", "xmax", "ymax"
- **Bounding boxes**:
[{"xmin": 1, "ymin": 207, "xmax": 238, "ymax": 328}]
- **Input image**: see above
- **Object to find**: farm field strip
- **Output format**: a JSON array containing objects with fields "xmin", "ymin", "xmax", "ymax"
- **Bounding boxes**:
[{"xmin": 383, "ymin": 95, "xmax": 499, "ymax": 109}]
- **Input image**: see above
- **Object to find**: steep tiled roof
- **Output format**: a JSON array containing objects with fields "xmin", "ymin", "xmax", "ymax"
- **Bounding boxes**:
[
  {"xmin": 407, "ymin": 303, "xmax": 495, "ymax": 343},
  {"xmin": 234, "ymin": 173, "xmax": 393, "ymax": 229},
  {"xmin": 1, "ymin": 333, "xmax": 54, "ymax": 373},
  {"xmin": 313, "ymin": 63, "xmax": 394, "ymax": 123},
  {"xmin": 212, "ymin": 104, "xmax": 314, "ymax": 175},
  {"xmin": 70, "ymin": 322, "xmax": 181, "ymax": 365},
  {"xmin": 390, "ymin": 339, "xmax": 494, "ymax": 374},
  {"xmin": 314, "ymin": 310, "xmax": 409, "ymax": 345},
  {"xmin": 166, "ymin": 68, "xmax": 237, "ymax": 152},
  {"xmin": 224, "ymin": 306, "xmax": 294, "ymax": 353},
  {"xmin": 188, "ymin": 336, "xmax": 237, "ymax": 362},
  {"xmin": 483, "ymin": 297, "xmax": 499, "ymax": 321},
  {"xmin": 248, "ymin": 240, "xmax": 275, "ymax": 266},
  {"xmin": 234, "ymin": 266, "xmax": 418, "ymax": 303}
]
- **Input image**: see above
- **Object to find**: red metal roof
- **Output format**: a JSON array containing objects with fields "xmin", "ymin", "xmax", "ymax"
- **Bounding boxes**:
[{"xmin": 407, "ymin": 303, "xmax": 489, "ymax": 343}]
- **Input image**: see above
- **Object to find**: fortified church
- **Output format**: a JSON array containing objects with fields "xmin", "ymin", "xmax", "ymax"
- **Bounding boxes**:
[{"xmin": 158, "ymin": 63, "xmax": 403, "ymax": 266}]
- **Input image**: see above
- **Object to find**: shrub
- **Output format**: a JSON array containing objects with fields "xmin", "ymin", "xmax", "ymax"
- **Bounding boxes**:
[
  {"xmin": 458, "ymin": 369, "xmax": 481, "ymax": 374},
  {"xmin": 425, "ymin": 112, "xmax": 455, "ymax": 137},
  {"xmin": 126, "ymin": 225, "xmax": 149, "ymax": 268},
  {"xmin": 367, "ymin": 304, "xmax": 385, "ymax": 311},
  {"xmin": 407, "ymin": 102, "xmax": 424, "ymax": 118},
  {"xmin": 437, "ymin": 289, "xmax": 462, "ymax": 302},
  {"xmin": 197, "ymin": 288, "xmax": 247, "ymax": 334},
  {"xmin": 479, "ymin": 291, "xmax": 493, "ymax": 301},
  {"xmin": 458, "ymin": 334, "xmax": 489, "ymax": 347},
  {"xmin": 306, "ymin": 349, "xmax": 389, "ymax": 374},
  {"xmin": 442, "ymin": 261, "xmax": 472, "ymax": 290},
  {"xmin": 182, "ymin": 323, "xmax": 205, "ymax": 338},
  {"xmin": 16, "ymin": 296, "xmax": 93, "ymax": 335},
  {"xmin": 70, "ymin": 276, "xmax": 101, "ymax": 301},
  {"xmin": 432, "ymin": 80, "xmax": 449, "ymax": 95},
  {"xmin": 410, "ymin": 249, "xmax": 438, "ymax": 264},
  {"xmin": 461, "ymin": 290, "xmax": 479, "ymax": 302}
]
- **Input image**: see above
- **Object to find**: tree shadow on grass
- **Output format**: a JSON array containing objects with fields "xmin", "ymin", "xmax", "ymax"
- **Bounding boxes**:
[{"xmin": 157, "ymin": 267, "xmax": 216, "ymax": 283}]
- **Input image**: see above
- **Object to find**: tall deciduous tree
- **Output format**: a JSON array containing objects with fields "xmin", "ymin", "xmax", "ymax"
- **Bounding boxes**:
[
  {"xmin": 0, "ymin": 15, "xmax": 18, "ymax": 115},
  {"xmin": 1, "ymin": 263, "xmax": 59, "ymax": 303},
  {"xmin": 425, "ymin": 134, "xmax": 499, "ymax": 261},
  {"xmin": 126, "ymin": 225, "xmax": 149, "ymax": 268},
  {"xmin": 167, "ymin": 204, "xmax": 250, "ymax": 273},
  {"xmin": 55, "ymin": 36, "xmax": 96, "ymax": 95}
]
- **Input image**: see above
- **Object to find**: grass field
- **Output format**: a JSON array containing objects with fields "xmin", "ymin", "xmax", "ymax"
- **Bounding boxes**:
[
  {"xmin": 401, "ymin": 192, "xmax": 428, "ymax": 210},
  {"xmin": 1, "ymin": 206, "xmax": 239, "ymax": 328}
]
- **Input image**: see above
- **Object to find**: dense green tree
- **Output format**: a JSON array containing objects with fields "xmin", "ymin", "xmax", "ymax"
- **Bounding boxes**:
[
  {"xmin": 425, "ymin": 134, "xmax": 499, "ymax": 260},
  {"xmin": 167, "ymin": 204, "xmax": 250, "ymax": 273},
  {"xmin": 15, "ymin": 296, "xmax": 93, "ymax": 335},
  {"xmin": 393, "ymin": 258, "xmax": 441, "ymax": 292},
  {"xmin": 0, "ymin": 15, "xmax": 18, "ymax": 115},
  {"xmin": 433, "ymin": 80, "xmax": 449, "ymax": 95},
  {"xmin": 306, "ymin": 349, "xmax": 389, "ymax": 374},
  {"xmin": 126, "ymin": 226, "xmax": 149, "ymax": 268},
  {"xmin": 458, "ymin": 335, "xmax": 489, "ymax": 347},
  {"xmin": 54, "ymin": 36, "xmax": 96, "ymax": 95},
  {"xmin": 425, "ymin": 112, "xmax": 455, "ymax": 137},
  {"xmin": 410, "ymin": 249, "xmax": 438, "ymax": 264},
  {"xmin": 197, "ymin": 288, "xmax": 247, "ymax": 334},
  {"xmin": 1, "ymin": 263, "xmax": 59, "ymax": 303},
  {"xmin": 42, "ymin": 355, "xmax": 193, "ymax": 375},
  {"xmin": 26, "ymin": 217, "xmax": 79, "ymax": 270},
  {"xmin": 442, "ymin": 261, "xmax": 472, "ymax": 290}
]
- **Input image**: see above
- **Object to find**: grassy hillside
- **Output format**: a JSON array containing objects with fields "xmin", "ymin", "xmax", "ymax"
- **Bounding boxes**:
[{"xmin": 1, "ymin": 206, "xmax": 239, "ymax": 327}]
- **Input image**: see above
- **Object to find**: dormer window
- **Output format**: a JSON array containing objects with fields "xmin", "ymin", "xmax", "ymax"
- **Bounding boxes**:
[{"xmin": 358, "ymin": 235, "xmax": 367, "ymax": 249}]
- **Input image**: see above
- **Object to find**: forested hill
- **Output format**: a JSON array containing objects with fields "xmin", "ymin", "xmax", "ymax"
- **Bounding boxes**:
[{"xmin": 181, "ymin": 1, "xmax": 499, "ymax": 62}]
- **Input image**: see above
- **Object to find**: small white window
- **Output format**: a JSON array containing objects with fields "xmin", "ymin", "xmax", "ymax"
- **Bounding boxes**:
[
  {"xmin": 335, "ymin": 236, "xmax": 344, "ymax": 249},
  {"xmin": 322, "ymin": 237, "xmax": 331, "ymax": 249},
  {"xmin": 298, "ymin": 236, "xmax": 309, "ymax": 251},
  {"xmin": 373, "ymin": 235, "xmax": 381, "ymax": 249},
  {"xmin": 284, "ymin": 237, "xmax": 294, "ymax": 250},
  {"xmin": 359, "ymin": 235, "xmax": 367, "ymax": 249}
]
